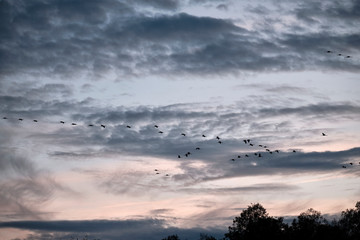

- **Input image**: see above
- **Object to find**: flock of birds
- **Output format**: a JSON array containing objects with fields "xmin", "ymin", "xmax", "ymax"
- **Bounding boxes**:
[
  {"xmin": 2, "ymin": 115, "xmax": 358, "ymax": 177},
  {"xmin": 326, "ymin": 50, "xmax": 351, "ymax": 58}
]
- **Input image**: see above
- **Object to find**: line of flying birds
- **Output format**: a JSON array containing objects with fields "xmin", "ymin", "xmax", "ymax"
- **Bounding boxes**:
[
  {"xmin": 326, "ymin": 50, "xmax": 351, "ymax": 58},
  {"xmin": 2, "ymin": 115, "xmax": 357, "ymax": 178}
]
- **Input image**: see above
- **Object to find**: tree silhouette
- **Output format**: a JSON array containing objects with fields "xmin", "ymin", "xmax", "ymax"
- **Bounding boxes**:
[
  {"xmin": 290, "ymin": 208, "xmax": 345, "ymax": 240},
  {"xmin": 160, "ymin": 202, "xmax": 360, "ymax": 240},
  {"xmin": 161, "ymin": 234, "xmax": 180, "ymax": 240},
  {"xmin": 224, "ymin": 203, "xmax": 287, "ymax": 240},
  {"xmin": 199, "ymin": 233, "xmax": 217, "ymax": 240},
  {"xmin": 339, "ymin": 201, "xmax": 360, "ymax": 240}
]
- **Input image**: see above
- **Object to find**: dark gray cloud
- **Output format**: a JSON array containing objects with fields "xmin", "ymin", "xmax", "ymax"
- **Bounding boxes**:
[
  {"xmin": 0, "ymin": 219, "xmax": 225, "ymax": 240},
  {"xmin": 294, "ymin": 0, "xmax": 360, "ymax": 24},
  {"xmin": 2, "ymin": 96, "xmax": 359, "ymax": 163},
  {"xmin": 1, "ymin": 0, "xmax": 359, "ymax": 83},
  {"xmin": 258, "ymin": 102, "xmax": 360, "ymax": 118}
]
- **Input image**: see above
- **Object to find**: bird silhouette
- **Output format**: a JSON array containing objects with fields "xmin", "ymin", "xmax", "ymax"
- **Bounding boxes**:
[
  {"xmin": 178, "ymin": 155, "xmax": 181, "ymax": 158},
  {"xmin": 231, "ymin": 159, "xmax": 235, "ymax": 161},
  {"xmin": 195, "ymin": 147, "xmax": 200, "ymax": 150},
  {"xmin": 216, "ymin": 136, "xmax": 220, "ymax": 140},
  {"xmin": 293, "ymin": 150, "xmax": 296, "ymax": 153},
  {"xmin": 342, "ymin": 165, "xmax": 346, "ymax": 168},
  {"xmin": 346, "ymin": 56, "xmax": 351, "ymax": 58},
  {"xmin": 158, "ymin": 131, "xmax": 163, "ymax": 134},
  {"xmin": 249, "ymin": 143, "xmax": 254, "ymax": 146},
  {"xmin": 327, "ymin": 50, "xmax": 332, "ymax": 53},
  {"xmin": 245, "ymin": 154, "xmax": 249, "ymax": 157},
  {"xmin": 72, "ymin": 123, "xmax": 77, "ymax": 125},
  {"xmin": 258, "ymin": 153, "xmax": 262, "ymax": 157},
  {"xmin": 243, "ymin": 140, "xmax": 247, "ymax": 144},
  {"xmin": 181, "ymin": 133, "xmax": 186, "ymax": 136},
  {"xmin": 218, "ymin": 141, "xmax": 222, "ymax": 144},
  {"xmin": 33, "ymin": 120, "xmax": 38, "ymax": 122},
  {"xmin": 88, "ymin": 124, "xmax": 94, "ymax": 127},
  {"xmin": 338, "ymin": 53, "xmax": 342, "ymax": 56},
  {"xmin": 154, "ymin": 125, "xmax": 159, "ymax": 128},
  {"xmin": 259, "ymin": 145, "xmax": 263, "ymax": 147},
  {"xmin": 350, "ymin": 162, "xmax": 353, "ymax": 165},
  {"xmin": 202, "ymin": 134, "xmax": 206, "ymax": 137},
  {"xmin": 60, "ymin": 121, "xmax": 65, "ymax": 124},
  {"xmin": 2, "ymin": 117, "xmax": 7, "ymax": 119},
  {"xmin": 275, "ymin": 150, "xmax": 279, "ymax": 153},
  {"xmin": 101, "ymin": 124, "xmax": 106, "ymax": 128},
  {"xmin": 322, "ymin": 133, "xmax": 326, "ymax": 136},
  {"xmin": 126, "ymin": 125, "xmax": 131, "ymax": 128},
  {"xmin": 237, "ymin": 155, "xmax": 241, "ymax": 158},
  {"xmin": 18, "ymin": 118, "xmax": 23, "ymax": 121}
]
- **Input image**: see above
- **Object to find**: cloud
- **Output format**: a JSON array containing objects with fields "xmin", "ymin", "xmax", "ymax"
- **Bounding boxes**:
[
  {"xmin": 0, "ymin": 129, "xmax": 54, "ymax": 220},
  {"xmin": 1, "ymin": 0, "xmax": 359, "ymax": 83},
  {"xmin": 0, "ymin": 219, "xmax": 225, "ymax": 240},
  {"xmin": 294, "ymin": 0, "xmax": 360, "ymax": 24}
]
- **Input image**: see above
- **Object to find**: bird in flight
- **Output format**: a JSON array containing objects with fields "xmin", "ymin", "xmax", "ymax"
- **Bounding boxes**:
[
  {"xmin": 158, "ymin": 131, "xmax": 163, "ymax": 134},
  {"xmin": 60, "ymin": 121, "xmax": 65, "ymax": 124},
  {"xmin": 154, "ymin": 125, "xmax": 159, "ymax": 128},
  {"xmin": 322, "ymin": 133, "xmax": 326, "ymax": 136},
  {"xmin": 216, "ymin": 136, "xmax": 220, "ymax": 140},
  {"xmin": 18, "ymin": 118, "xmax": 23, "ymax": 121},
  {"xmin": 88, "ymin": 124, "xmax": 94, "ymax": 127},
  {"xmin": 181, "ymin": 133, "xmax": 186, "ymax": 136},
  {"xmin": 101, "ymin": 124, "xmax": 106, "ymax": 128},
  {"xmin": 72, "ymin": 123, "xmax": 77, "ymax": 125},
  {"xmin": 195, "ymin": 147, "xmax": 200, "ymax": 150},
  {"xmin": 202, "ymin": 134, "xmax": 206, "ymax": 137},
  {"xmin": 126, "ymin": 125, "xmax": 131, "ymax": 128},
  {"xmin": 33, "ymin": 120, "xmax": 38, "ymax": 122}
]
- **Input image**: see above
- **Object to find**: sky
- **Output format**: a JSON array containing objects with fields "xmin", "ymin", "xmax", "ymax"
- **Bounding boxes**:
[{"xmin": 0, "ymin": 0, "xmax": 359, "ymax": 239}]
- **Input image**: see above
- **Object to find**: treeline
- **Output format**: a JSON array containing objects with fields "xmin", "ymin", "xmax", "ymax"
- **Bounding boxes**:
[{"xmin": 162, "ymin": 201, "xmax": 360, "ymax": 240}]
